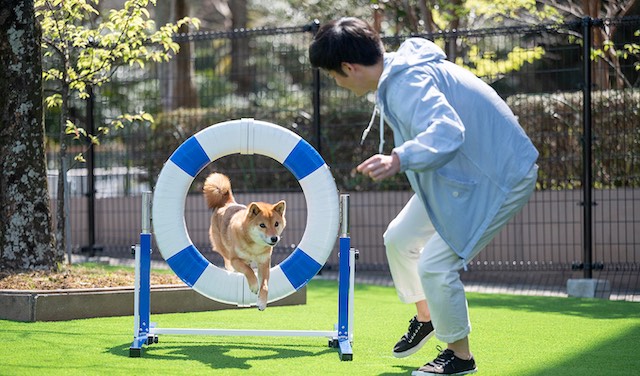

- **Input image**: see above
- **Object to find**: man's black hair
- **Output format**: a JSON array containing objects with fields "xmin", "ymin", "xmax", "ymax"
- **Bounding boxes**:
[{"xmin": 309, "ymin": 17, "xmax": 383, "ymax": 76}]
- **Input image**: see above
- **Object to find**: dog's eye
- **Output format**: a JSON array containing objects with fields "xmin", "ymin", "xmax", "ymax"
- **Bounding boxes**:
[
  {"xmin": 260, "ymin": 223, "xmax": 266, "ymax": 228},
  {"xmin": 274, "ymin": 222, "xmax": 279, "ymax": 227}
]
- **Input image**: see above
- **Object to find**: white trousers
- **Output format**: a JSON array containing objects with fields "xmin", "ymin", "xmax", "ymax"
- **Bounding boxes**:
[{"xmin": 383, "ymin": 165, "xmax": 538, "ymax": 343}]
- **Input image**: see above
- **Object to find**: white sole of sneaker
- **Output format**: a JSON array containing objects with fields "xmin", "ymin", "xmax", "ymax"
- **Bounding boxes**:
[
  {"xmin": 411, "ymin": 367, "xmax": 477, "ymax": 376},
  {"xmin": 392, "ymin": 331, "xmax": 435, "ymax": 358}
]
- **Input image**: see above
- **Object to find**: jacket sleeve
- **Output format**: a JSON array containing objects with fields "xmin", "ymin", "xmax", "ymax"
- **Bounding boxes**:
[{"xmin": 385, "ymin": 73, "xmax": 465, "ymax": 172}]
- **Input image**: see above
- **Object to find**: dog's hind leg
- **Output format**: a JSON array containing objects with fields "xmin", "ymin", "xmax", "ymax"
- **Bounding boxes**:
[{"xmin": 222, "ymin": 257, "xmax": 234, "ymax": 271}]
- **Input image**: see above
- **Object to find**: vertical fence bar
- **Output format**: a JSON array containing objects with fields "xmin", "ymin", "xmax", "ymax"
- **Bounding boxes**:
[
  {"xmin": 308, "ymin": 19, "xmax": 322, "ymax": 155},
  {"xmin": 313, "ymin": 64, "xmax": 322, "ymax": 155},
  {"xmin": 82, "ymin": 85, "xmax": 97, "ymax": 256},
  {"xmin": 581, "ymin": 17, "xmax": 594, "ymax": 279}
]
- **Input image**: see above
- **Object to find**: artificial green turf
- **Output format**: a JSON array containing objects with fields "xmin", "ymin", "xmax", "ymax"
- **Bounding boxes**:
[{"xmin": 1, "ymin": 279, "xmax": 638, "ymax": 375}]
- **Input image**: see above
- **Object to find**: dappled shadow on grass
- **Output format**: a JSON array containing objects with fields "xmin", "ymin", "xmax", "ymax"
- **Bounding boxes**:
[
  {"xmin": 108, "ymin": 340, "xmax": 334, "ymax": 370},
  {"xmin": 518, "ymin": 324, "xmax": 640, "ymax": 376},
  {"xmin": 376, "ymin": 365, "xmax": 416, "ymax": 376},
  {"xmin": 467, "ymin": 293, "xmax": 637, "ymax": 319}
]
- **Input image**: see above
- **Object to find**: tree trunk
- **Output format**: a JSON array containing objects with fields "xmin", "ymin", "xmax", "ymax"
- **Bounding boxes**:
[
  {"xmin": 418, "ymin": 0, "xmax": 435, "ymax": 33},
  {"xmin": 156, "ymin": 1, "xmax": 174, "ymax": 110},
  {"xmin": 583, "ymin": 0, "xmax": 611, "ymax": 89},
  {"xmin": 174, "ymin": 0, "xmax": 199, "ymax": 108},
  {"xmin": 230, "ymin": 0, "xmax": 252, "ymax": 93},
  {"xmin": 0, "ymin": 1, "xmax": 59, "ymax": 271},
  {"xmin": 158, "ymin": 0, "xmax": 199, "ymax": 110},
  {"xmin": 444, "ymin": 0, "xmax": 463, "ymax": 61}
]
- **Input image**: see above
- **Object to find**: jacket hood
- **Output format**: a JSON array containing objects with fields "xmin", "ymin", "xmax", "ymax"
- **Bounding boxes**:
[
  {"xmin": 379, "ymin": 38, "xmax": 447, "ymax": 87},
  {"xmin": 360, "ymin": 38, "xmax": 446, "ymax": 153}
]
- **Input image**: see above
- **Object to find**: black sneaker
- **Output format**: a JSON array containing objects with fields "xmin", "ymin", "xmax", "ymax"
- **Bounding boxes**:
[
  {"xmin": 412, "ymin": 347, "xmax": 477, "ymax": 375},
  {"xmin": 392, "ymin": 316, "xmax": 435, "ymax": 358}
]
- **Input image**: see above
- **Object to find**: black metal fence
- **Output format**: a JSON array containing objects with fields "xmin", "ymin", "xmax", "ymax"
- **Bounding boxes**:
[{"xmin": 46, "ymin": 17, "xmax": 640, "ymax": 300}]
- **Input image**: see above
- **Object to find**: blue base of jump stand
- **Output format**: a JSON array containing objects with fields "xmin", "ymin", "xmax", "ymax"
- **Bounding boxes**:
[
  {"xmin": 129, "ymin": 233, "xmax": 153, "ymax": 357},
  {"xmin": 336, "ymin": 236, "xmax": 353, "ymax": 361}
]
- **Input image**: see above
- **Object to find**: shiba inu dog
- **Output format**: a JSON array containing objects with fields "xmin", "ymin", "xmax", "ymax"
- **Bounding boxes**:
[{"xmin": 203, "ymin": 172, "xmax": 286, "ymax": 311}]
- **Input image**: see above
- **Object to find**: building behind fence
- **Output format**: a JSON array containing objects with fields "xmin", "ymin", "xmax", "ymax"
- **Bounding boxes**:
[{"xmin": 46, "ymin": 18, "xmax": 640, "ymax": 301}]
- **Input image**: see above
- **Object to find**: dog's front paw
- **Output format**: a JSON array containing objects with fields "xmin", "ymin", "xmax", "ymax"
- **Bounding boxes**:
[
  {"xmin": 249, "ymin": 281, "xmax": 259, "ymax": 295},
  {"xmin": 257, "ymin": 297, "xmax": 267, "ymax": 311}
]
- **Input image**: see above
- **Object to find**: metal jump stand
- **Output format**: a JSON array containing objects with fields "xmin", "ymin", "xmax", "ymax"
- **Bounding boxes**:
[{"xmin": 129, "ymin": 192, "xmax": 356, "ymax": 361}]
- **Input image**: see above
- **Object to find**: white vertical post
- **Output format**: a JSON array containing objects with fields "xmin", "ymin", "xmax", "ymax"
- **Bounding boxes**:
[{"xmin": 142, "ymin": 191, "xmax": 152, "ymax": 233}]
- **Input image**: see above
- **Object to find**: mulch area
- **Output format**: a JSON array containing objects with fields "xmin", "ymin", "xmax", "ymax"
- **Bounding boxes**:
[{"xmin": 0, "ymin": 266, "xmax": 183, "ymax": 290}]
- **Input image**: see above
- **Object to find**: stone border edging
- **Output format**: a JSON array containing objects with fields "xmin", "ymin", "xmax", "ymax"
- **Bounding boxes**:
[{"xmin": 0, "ymin": 284, "xmax": 306, "ymax": 322}]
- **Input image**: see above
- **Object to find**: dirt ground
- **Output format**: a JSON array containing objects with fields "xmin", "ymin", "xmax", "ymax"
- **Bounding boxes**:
[{"xmin": 0, "ymin": 265, "xmax": 184, "ymax": 290}]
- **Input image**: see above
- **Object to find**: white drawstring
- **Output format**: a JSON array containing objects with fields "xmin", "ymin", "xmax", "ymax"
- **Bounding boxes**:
[
  {"xmin": 378, "ymin": 105, "xmax": 385, "ymax": 154},
  {"xmin": 360, "ymin": 105, "xmax": 378, "ymax": 146},
  {"xmin": 360, "ymin": 104, "xmax": 385, "ymax": 154}
]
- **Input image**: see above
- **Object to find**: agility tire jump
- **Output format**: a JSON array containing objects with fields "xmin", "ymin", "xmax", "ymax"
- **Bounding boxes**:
[{"xmin": 152, "ymin": 118, "xmax": 340, "ymax": 306}]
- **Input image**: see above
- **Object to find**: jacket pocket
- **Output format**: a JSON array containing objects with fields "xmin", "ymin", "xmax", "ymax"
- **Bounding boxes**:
[
  {"xmin": 434, "ymin": 169, "xmax": 476, "ymax": 200},
  {"xmin": 426, "ymin": 170, "xmax": 484, "ymax": 257}
]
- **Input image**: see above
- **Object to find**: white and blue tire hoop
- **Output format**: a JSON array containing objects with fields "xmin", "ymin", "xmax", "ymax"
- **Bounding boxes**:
[{"xmin": 152, "ymin": 119, "xmax": 340, "ymax": 306}]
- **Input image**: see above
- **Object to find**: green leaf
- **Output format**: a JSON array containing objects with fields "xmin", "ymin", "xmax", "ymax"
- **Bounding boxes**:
[{"xmin": 45, "ymin": 94, "xmax": 63, "ymax": 109}]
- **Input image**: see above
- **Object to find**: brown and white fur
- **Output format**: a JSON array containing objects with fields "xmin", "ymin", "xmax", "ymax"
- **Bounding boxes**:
[{"xmin": 203, "ymin": 172, "xmax": 286, "ymax": 311}]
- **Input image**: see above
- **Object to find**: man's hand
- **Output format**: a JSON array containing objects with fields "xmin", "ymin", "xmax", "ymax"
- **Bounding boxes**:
[{"xmin": 356, "ymin": 153, "xmax": 400, "ymax": 181}]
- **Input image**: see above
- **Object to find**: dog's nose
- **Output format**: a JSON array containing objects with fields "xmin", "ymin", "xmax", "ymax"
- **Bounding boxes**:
[{"xmin": 270, "ymin": 236, "xmax": 279, "ymax": 244}]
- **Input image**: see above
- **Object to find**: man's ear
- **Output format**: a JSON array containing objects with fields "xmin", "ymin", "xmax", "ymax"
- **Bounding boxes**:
[{"xmin": 341, "ymin": 62, "xmax": 356, "ymax": 75}]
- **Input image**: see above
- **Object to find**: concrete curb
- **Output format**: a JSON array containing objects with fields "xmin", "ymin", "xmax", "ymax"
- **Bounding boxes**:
[
  {"xmin": 567, "ymin": 278, "xmax": 611, "ymax": 299},
  {"xmin": 0, "ymin": 284, "xmax": 306, "ymax": 322}
]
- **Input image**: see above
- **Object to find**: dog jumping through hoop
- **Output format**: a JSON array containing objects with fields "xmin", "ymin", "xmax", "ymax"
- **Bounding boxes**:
[{"xmin": 203, "ymin": 172, "xmax": 286, "ymax": 311}]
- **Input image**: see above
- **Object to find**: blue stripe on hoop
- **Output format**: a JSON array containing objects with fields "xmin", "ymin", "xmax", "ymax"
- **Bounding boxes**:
[
  {"xmin": 283, "ymin": 139, "xmax": 324, "ymax": 180},
  {"xmin": 279, "ymin": 247, "xmax": 322, "ymax": 290},
  {"xmin": 169, "ymin": 136, "xmax": 210, "ymax": 177},
  {"xmin": 166, "ymin": 245, "xmax": 208, "ymax": 287}
]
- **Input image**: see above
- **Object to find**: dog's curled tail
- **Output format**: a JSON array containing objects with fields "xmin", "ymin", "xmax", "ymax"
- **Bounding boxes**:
[{"xmin": 203, "ymin": 173, "xmax": 234, "ymax": 209}]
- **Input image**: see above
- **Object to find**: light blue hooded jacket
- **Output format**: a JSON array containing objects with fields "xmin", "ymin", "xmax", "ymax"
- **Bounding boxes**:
[{"xmin": 376, "ymin": 38, "xmax": 539, "ymax": 261}]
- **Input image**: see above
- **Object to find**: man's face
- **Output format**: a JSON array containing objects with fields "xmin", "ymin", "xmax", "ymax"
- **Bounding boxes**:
[{"xmin": 326, "ymin": 64, "xmax": 369, "ymax": 97}]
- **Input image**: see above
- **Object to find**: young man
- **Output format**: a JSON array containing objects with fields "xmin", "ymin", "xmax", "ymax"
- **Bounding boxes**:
[{"xmin": 309, "ymin": 18, "xmax": 538, "ymax": 375}]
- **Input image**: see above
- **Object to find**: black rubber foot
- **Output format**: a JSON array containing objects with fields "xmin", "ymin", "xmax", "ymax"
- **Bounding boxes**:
[{"xmin": 340, "ymin": 353, "xmax": 353, "ymax": 361}]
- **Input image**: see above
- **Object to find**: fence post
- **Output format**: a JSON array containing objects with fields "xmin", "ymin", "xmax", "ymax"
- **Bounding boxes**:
[
  {"xmin": 581, "ymin": 17, "xmax": 594, "ymax": 279},
  {"xmin": 308, "ymin": 19, "xmax": 322, "ymax": 155},
  {"xmin": 81, "ymin": 85, "xmax": 101, "ymax": 257}
]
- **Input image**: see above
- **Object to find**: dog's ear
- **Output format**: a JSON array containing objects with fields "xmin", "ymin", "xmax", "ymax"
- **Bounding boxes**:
[
  {"xmin": 273, "ymin": 200, "xmax": 286, "ymax": 215},
  {"xmin": 247, "ymin": 202, "xmax": 261, "ymax": 218}
]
